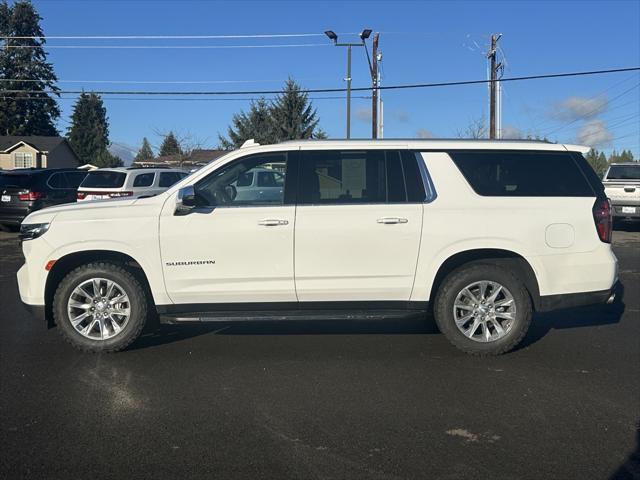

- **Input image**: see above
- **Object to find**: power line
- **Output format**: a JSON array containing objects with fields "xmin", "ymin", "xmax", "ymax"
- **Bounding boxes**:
[
  {"xmin": 0, "ymin": 78, "xmax": 317, "ymax": 85},
  {"xmin": 3, "ymin": 33, "xmax": 354, "ymax": 40},
  {"xmin": 543, "ymin": 82, "xmax": 640, "ymax": 136},
  {"xmin": 2, "ymin": 95, "xmax": 371, "ymax": 102},
  {"xmin": 2, "ymin": 66, "xmax": 639, "ymax": 96},
  {"xmin": 6, "ymin": 43, "xmax": 329, "ymax": 49}
]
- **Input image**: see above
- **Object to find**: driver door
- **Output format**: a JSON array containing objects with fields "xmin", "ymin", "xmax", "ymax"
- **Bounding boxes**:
[{"xmin": 159, "ymin": 151, "xmax": 297, "ymax": 305}]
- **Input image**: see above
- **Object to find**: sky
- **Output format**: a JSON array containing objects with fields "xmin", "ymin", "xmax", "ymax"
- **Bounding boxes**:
[{"xmin": 27, "ymin": 0, "xmax": 640, "ymax": 161}]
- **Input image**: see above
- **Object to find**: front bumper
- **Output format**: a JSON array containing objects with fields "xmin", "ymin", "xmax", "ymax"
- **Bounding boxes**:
[{"xmin": 538, "ymin": 280, "xmax": 621, "ymax": 312}]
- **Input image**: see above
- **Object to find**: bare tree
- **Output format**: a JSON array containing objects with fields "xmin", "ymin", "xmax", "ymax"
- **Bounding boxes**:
[{"xmin": 456, "ymin": 114, "xmax": 488, "ymax": 139}]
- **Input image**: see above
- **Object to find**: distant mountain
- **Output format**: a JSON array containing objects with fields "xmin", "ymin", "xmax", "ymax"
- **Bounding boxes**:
[{"xmin": 108, "ymin": 142, "xmax": 137, "ymax": 166}]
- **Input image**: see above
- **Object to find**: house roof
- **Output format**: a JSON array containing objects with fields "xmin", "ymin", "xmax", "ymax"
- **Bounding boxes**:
[
  {"xmin": 134, "ymin": 149, "xmax": 228, "ymax": 167},
  {"xmin": 0, "ymin": 136, "xmax": 68, "ymax": 153}
]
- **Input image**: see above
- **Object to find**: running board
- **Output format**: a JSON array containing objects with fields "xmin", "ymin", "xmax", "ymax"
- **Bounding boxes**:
[{"xmin": 159, "ymin": 309, "xmax": 426, "ymax": 325}]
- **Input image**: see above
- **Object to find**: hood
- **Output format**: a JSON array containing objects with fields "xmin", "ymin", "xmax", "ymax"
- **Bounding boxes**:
[{"xmin": 22, "ymin": 196, "xmax": 158, "ymax": 225}]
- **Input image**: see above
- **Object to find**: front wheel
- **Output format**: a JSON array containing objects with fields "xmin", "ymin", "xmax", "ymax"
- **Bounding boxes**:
[
  {"xmin": 53, "ymin": 262, "xmax": 148, "ymax": 352},
  {"xmin": 434, "ymin": 263, "xmax": 532, "ymax": 356}
]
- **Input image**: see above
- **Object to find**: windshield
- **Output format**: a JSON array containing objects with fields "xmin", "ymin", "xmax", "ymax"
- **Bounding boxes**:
[
  {"xmin": 0, "ymin": 173, "xmax": 33, "ymax": 188},
  {"xmin": 606, "ymin": 165, "xmax": 640, "ymax": 180},
  {"xmin": 80, "ymin": 171, "xmax": 127, "ymax": 188}
]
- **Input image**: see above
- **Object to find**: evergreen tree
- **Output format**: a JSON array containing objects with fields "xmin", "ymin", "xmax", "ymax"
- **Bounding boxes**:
[
  {"xmin": 609, "ymin": 149, "xmax": 635, "ymax": 164},
  {"xmin": 159, "ymin": 131, "xmax": 181, "ymax": 156},
  {"xmin": 313, "ymin": 128, "xmax": 329, "ymax": 139},
  {"xmin": 67, "ymin": 92, "xmax": 110, "ymax": 165},
  {"xmin": 585, "ymin": 149, "xmax": 609, "ymax": 178},
  {"xmin": 0, "ymin": 0, "xmax": 60, "ymax": 135},
  {"xmin": 218, "ymin": 98, "xmax": 277, "ymax": 149},
  {"xmin": 135, "ymin": 137, "xmax": 154, "ymax": 162},
  {"xmin": 94, "ymin": 149, "xmax": 123, "ymax": 168},
  {"xmin": 270, "ymin": 78, "xmax": 319, "ymax": 141}
]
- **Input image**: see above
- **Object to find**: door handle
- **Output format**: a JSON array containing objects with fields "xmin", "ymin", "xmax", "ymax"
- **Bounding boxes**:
[
  {"xmin": 258, "ymin": 219, "xmax": 289, "ymax": 226},
  {"xmin": 377, "ymin": 217, "xmax": 408, "ymax": 224}
]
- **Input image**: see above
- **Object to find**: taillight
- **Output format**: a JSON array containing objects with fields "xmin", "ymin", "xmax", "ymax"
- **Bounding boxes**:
[
  {"xmin": 17, "ymin": 191, "xmax": 44, "ymax": 201},
  {"xmin": 592, "ymin": 198, "xmax": 612, "ymax": 243},
  {"xmin": 77, "ymin": 191, "xmax": 86, "ymax": 200}
]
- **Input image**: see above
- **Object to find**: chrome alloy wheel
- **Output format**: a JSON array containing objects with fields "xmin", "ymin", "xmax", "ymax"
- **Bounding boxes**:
[
  {"xmin": 67, "ymin": 278, "xmax": 131, "ymax": 340},
  {"xmin": 452, "ymin": 281, "xmax": 516, "ymax": 343}
]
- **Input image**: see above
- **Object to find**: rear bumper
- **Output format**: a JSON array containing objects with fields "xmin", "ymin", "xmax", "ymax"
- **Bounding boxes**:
[
  {"xmin": 538, "ymin": 281, "xmax": 621, "ymax": 312},
  {"xmin": 0, "ymin": 210, "xmax": 30, "ymax": 225}
]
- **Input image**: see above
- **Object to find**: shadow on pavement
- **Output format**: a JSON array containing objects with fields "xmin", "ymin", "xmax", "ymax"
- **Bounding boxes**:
[
  {"xmin": 519, "ymin": 283, "xmax": 626, "ymax": 350},
  {"xmin": 610, "ymin": 424, "xmax": 640, "ymax": 479},
  {"xmin": 130, "ymin": 314, "xmax": 440, "ymax": 350}
]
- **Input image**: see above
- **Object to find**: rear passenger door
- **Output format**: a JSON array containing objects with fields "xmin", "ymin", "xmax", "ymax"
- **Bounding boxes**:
[{"xmin": 294, "ymin": 149, "xmax": 425, "ymax": 302}]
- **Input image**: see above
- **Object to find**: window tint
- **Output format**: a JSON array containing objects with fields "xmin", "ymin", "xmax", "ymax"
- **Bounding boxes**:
[
  {"xmin": 257, "ymin": 170, "xmax": 284, "ymax": 187},
  {"xmin": 298, "ymin": 150, "xmax": 409, "ymax": 204},
  {"xmin": 65, "ymin": 172, "xmax": 88, "ymax": 188},
  {"xmin": 195, "ymin": 153, "xmax": 287, "ymax": 207},
  {"xmin": 449, "ymin": 151, "xmax": 594, "ymax": 197},
  {"xmin": 606, "ymin": 164, "xmax": 640, "ymax": 180},
  {"xmin": 47, "ymin": 172, "xmax": 69, "ymax": 189},
  {"xmin": 0, "ymin": 173, "xmax": 32, "ymax": 188},
  {"xmin": 80, "ymin": 171, "xmax": 126, "ymax": 188},
  {"xmin": 159, "ymin": 172, "xmax": 183, "ymax": 188},
  {"xmin": 133, "ymin": 172, "xmax": 155, "ymax": 187},
  {"xmin": 236, "ymin": 172, "xmax": 254, "ymax": 187},
  {"xmin": 403, "ymin": 151, "xmax": 428, "ymax": 202}
]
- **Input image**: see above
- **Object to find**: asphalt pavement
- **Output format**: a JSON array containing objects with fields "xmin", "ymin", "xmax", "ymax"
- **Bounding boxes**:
[{"xmin": 1, "ymin": 226, "xmax": 639, "ymax": 480}]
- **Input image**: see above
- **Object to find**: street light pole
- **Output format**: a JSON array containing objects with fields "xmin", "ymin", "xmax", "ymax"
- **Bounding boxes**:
[
  {"xmin": 325, "ymin": 29, "xmax": 373, "ymax": 139},
  {"xmin": 346, "ymin": 44, "xmax": 352, "ymax": 139}
]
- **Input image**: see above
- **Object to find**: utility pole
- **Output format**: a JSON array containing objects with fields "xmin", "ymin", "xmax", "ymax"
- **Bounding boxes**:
[
  {"xmin": 487, "ymin": 34, "xmax": 502, "ymax": 139},
  {"xmin": 346, "ymin": 45, "xmax": 352, "ymax": 139},
  {"xmin": 371, "ymin": 33, "xmax": 379, "ymax": 139}
]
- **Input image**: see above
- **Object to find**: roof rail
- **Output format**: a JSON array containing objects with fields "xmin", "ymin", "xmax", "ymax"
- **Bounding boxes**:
[{"xmin": 278, "ymin": 138, "xmax": 555, "ymax": 144}]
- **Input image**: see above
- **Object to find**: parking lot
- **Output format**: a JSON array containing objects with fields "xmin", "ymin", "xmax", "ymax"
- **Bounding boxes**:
[{"xmin": 0, "ymin": 226, "xmax": 638, "ymax": 479}]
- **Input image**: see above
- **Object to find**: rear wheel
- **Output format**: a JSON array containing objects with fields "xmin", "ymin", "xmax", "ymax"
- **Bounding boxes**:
[
  {"xmin": 434, "ymin": 263, "xmax": 532, "ymax": 356},
  {"xmin": 53, "ymin": 262, "xmax": 148, "ymax": 352}
]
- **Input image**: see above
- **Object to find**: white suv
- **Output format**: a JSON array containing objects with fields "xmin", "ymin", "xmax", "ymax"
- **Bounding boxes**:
[
  {"xmin": 17, "ymin": 140, "xmax": 619, "ymax": 355},
  {"xmin": 77, "ymin": 167, "xmax": 188, "ymax": 201}
]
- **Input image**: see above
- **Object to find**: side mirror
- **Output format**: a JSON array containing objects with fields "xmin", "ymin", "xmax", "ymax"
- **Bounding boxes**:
[{"xmin": 175, "ymin": 185, "xmax": 196, "ymax": 215}]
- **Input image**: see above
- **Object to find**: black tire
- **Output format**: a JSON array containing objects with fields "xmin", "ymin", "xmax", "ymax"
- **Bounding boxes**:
[
  {"xmin": 434, "ymin": 263, "xmax": 532, "ymax": 356},
  {"xmin": 53, "ymin": 262, "xmax": 148, "ymax": 352}
]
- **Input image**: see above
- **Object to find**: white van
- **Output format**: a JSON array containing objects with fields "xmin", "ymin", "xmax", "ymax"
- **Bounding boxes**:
[{"xmin": 77, "ymin": 167, "xmax": 188, "ymax": 201}]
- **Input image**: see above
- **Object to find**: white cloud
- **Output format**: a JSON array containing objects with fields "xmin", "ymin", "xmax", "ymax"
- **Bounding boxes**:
[
  {"xmin": 416, "ymin": 128, "xmax": 434, "ymax": 139},
  {"xmin": 355, "ymin": 107, "xmax": 371, "ymax": 122},
  {"xmin": 501, "ymin": 125, "xmax": 523, "ymax": 139},
  {"xmin": 393, "ymin": 110, "xmax": 410, "ymax": 123},
  {"xmin": 552, "ymin": 96, "xmax": 608, "ymax": 121},
  {"xmin": 577, "ymin": 119, "xmax": 613, "ymax": 147}
]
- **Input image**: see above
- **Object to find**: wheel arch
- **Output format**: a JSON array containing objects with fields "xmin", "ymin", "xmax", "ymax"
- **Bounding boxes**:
[
  {"xmin": 44, "ymin": 250, "xmax": 154, "ymax": 327},
  {"xmin": 429, "ymin": 248, "xmax": 541, "ymax": 310}
]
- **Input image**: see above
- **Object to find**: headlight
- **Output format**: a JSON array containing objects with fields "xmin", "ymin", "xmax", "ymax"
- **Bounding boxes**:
[{"xmin": 19, "ymin": 223, "xmax": 50, "ymax": 241}]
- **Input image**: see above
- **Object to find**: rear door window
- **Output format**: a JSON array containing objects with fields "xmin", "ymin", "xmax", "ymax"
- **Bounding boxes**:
[
  {"xmin": 449, "ymin": 150, "xmax": 594, "ymax": 197},
  {"xmin": 81, "ymin": 171, "xmax": 127, "ymax": 189},
  {"xmin": 298, "ymin": 150, "xmax": 414, "ymax": 204},
  {"xmin": 158, "ymin": 172, "xmax": 183, "ymax": 188},
  {"xmin": 133, "ymin": 172, "xmax": 155, "ymax": 187}
]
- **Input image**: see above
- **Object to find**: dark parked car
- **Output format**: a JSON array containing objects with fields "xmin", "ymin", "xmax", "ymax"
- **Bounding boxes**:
[{"xmin": 0, "ymin": 168, "xmax": 88, "ymax": 230}]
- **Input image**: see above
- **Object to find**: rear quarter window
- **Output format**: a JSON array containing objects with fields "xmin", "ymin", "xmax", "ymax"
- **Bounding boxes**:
[
  {"xmin": 80, "ymin": 171, "xmax": 127, "ymax": 189},
  {"xmin": 449, "ymin": 150, "xmax": 595, "ymax": 197}
]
